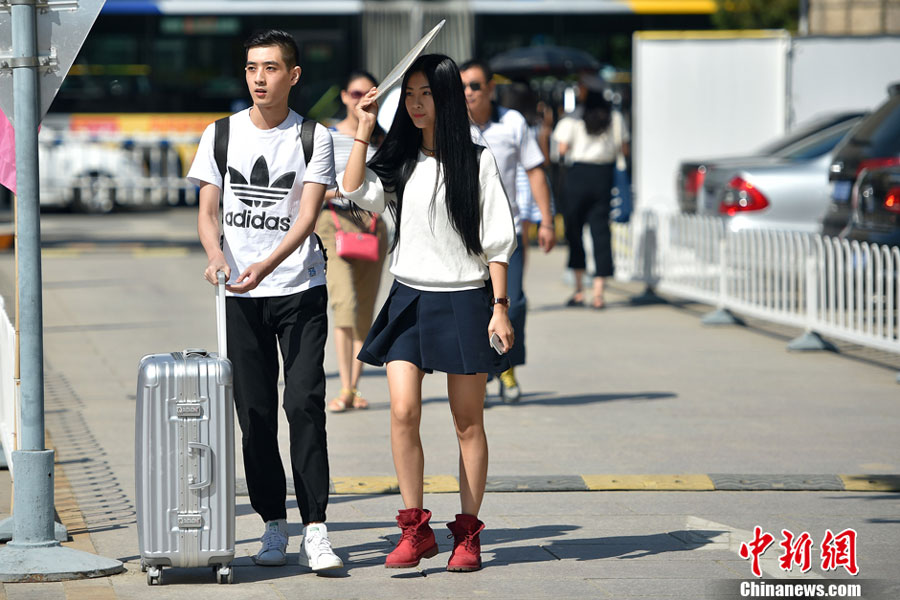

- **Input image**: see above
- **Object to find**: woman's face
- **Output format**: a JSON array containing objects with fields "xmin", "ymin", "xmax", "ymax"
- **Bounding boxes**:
[
  {"xmin": 341, "ymin": 76, "xmax": 375, "ymax": 110},
  {"xmin": 404, "ymin": 71, "xmax": 435, "ymax": 132}
]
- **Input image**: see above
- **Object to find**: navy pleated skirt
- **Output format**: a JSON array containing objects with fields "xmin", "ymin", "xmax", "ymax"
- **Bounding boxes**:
[{"xmin": 358, "ymin": 280, "xmax": 510, "ymax": 375}]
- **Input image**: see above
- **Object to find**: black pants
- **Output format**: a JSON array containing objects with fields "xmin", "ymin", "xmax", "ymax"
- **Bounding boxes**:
[
  {"xmin": 563, "ymin": 162, "xmax": 615, "ymax": 277},
  {"xmin": 226, "ymin": 286, "xmax": 329, "ymax": 524}
]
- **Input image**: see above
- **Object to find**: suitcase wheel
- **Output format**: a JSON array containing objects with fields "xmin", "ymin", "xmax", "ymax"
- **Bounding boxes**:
[
  {"xmin": 147, "ymin": 566, "xmax": 163, "ymax": 585},
  {"xmin": 216, "ymin": 565, "xmax": 233, "ymax": 584}
]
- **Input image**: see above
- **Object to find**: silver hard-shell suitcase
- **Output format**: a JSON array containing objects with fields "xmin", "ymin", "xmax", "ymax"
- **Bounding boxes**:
[{"xmin": 136, "ymin": 273, "xmax": 235, "ymax": 585}]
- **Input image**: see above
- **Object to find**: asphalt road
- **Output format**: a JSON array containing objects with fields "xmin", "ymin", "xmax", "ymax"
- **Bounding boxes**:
[{"xmin": 0, "ymin": 206, "xmax": 895, "ymax": 599}]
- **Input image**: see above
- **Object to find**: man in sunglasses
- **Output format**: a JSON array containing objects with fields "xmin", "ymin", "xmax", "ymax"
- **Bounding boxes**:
[{"xmin": 460, "ymin": 59, "xmax": 556, "ymax": 405}]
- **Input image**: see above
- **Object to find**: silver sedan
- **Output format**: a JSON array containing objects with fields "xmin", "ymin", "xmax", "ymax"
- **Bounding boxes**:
[{"xmin": 696, "ymin": 115, "xmax": 864, "ymax": 233}]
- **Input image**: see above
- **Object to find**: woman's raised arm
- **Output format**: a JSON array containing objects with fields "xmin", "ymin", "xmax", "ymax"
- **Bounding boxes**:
[{"xmin": 342, "ymin": 87, "xmax": 379, "ymax": 194}]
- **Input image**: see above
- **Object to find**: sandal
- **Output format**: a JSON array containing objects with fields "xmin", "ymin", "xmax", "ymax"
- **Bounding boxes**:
[
  {"xmin": 327, "ymin": 388, "xmax": 354, "ymax": 413},
  {"xmin": 566, "ymin": 292, "xmax": 585, "ymax": 307},
  {"xmin": 351, "ymin": 388, "xmax": 369, "ymax": 410}
]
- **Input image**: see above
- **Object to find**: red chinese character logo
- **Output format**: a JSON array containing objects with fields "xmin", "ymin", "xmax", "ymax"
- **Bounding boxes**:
[
  {"xmin": 739, "ymin": 526, "xmax": 775, "ymax": 577},
  {"xmin": 820, "ymin": 528, "xmax": 859, "ymax": 575},
  {"xmin": 778, "ymin": 529, "xmax": 813, "ymax": 573}
]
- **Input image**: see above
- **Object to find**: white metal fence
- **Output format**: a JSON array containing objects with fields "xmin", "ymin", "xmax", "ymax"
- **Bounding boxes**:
[
  {"xmin": 613, "ymin": 213, "xmax": 900, "ymax": 371},
  {"xmin": 0, "ymin": 296, "xmax": 16, "ymax": 475},
  {"xmin": 37, "ymin": 129, "xmax": 202, "ymax": 213}
]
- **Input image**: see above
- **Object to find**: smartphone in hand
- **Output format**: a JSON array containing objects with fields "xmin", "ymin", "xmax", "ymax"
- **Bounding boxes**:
[{"xmin": 489, "ymin": 332, "xmax": 506, "ymax": 355}]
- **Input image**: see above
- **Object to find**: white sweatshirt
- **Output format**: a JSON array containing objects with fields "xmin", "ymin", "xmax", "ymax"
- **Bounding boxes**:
[{"xmin": 338, "ymin": 148, "xmax": 517, "ymax": 292}]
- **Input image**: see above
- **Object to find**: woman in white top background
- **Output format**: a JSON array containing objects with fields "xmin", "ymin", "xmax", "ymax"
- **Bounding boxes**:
[
  {"xmin": 317, "ymin": 70, "xmax": 389, "ymax": 413},
  {"xmin": 339, "ymin": 53, "xmax": 516, "ymax": 573},
  {"xmin": 553, "ymin": 89, "xmax": 624, "ymax": 309}
]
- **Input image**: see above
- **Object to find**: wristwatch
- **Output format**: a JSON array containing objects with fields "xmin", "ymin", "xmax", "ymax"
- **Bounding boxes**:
[{"xmin": 492, "ymin": 297, "xmax": 510, "ymax": 306}]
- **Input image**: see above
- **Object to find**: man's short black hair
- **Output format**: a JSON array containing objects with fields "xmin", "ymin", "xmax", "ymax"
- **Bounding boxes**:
[
  {"xmin": 459, "ymin": 58, "xmax": 493, "ymax": 82},
  {"xmin": 244, "ymin": 29, "xmax": 299, "ymax": 69}
]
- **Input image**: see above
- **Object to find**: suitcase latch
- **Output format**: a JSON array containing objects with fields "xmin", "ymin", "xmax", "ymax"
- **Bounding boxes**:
[
  {"xmin": 176, "ymin": 403, "xmax": 203, "ymax": 418},
  {"xmin": 177, "ymin": 513, "xmax": 203, "ymax": 529}
]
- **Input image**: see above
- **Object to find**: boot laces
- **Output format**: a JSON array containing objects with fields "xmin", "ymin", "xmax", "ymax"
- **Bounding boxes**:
[
  {"xmin": 448, "ymin": 531, "xmax": 479, "ymax": 552},
  {"xmin": 399, "ymin": 524, "xmax": 425, "ymax": 543}
]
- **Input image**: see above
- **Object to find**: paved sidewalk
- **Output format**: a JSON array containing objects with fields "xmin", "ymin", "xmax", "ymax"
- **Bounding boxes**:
[{"xmin": 0, "ymin": 208, "xmax": 897, "ymax": 599}]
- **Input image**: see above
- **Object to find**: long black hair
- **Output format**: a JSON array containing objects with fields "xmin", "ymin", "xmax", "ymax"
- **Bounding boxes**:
[
  {"xmin": 583, "ymin": 89, "xmax": 612, "ymax": 136},
  {"xmin": 368, "ymin": 54, "xmax": 483, "ymax": 255}
]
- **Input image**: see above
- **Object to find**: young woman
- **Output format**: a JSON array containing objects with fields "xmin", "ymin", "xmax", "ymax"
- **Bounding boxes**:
[
  {"xmin": 318, "ymin": 70, "xmax": 389, "ymax": 413},
  {"xmin": 553, "ymin": 89, "xmax": 624, "ymax": 309},
  {"xmin": 339, "ymin": 54, "xmax": 516, "ymax": 572}
]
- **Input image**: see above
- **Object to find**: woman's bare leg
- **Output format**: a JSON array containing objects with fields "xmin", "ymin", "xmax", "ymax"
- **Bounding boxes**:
[
  {"xmin": 447, "ymin": 372, "xmax": 489, "ymax": 516},
  {"xmin": 387, "ymin": 360, "xmax": 426, "ymax": 509}
]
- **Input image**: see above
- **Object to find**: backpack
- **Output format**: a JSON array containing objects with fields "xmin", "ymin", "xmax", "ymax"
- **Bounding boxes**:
[
  {"xmin": 213, "ymin": 115, "xmax": 316, "ymax": 183},
  {"xmin": 211, "ymin": 116, "xmax": 318, "ymax": 250}
]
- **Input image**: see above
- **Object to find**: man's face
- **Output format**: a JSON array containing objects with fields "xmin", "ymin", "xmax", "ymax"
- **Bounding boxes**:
[
  {"xmin": 460, "ymin": 66, "xmax": 493, "ymax": 118},
  {"xmin": 245, "ymin": 45, "xmax": 300, "ymax": 109}
]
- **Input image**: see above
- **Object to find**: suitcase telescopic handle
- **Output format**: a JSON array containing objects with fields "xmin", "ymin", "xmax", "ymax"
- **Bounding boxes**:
[
  {"xmin": 188, "ymin": 442, "xmax": 213, "ymax": 490},
  {"xmin": 216, "ymin": 271, "xmax": 227, "ymax": 359}
]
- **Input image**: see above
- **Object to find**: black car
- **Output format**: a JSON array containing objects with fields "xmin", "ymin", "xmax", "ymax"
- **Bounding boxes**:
[
  {"xmin": 823, "ymin": 84, "xmax": 900, "ymax": 241},
  {"xmin": 842, "ymin": 166, "xmax": 900, "ymax": 247}
]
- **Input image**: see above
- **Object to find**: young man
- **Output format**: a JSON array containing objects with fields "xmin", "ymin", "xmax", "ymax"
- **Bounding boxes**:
[
  {"xmin": 189, "ymin": 29, "xmax": 342, "ymax": 571},
  {"xmin": 460, "ymin": 59, "xmax": 556, "ymax": 403}
]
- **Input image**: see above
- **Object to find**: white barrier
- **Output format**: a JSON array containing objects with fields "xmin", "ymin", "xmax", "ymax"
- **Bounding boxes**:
[
  {"xmin": 613, "ymin": 213, "xmax": 900, "ymax": 374},
  {"xmin": 38, "ymin": 130, "xmax": 202, "ymax": 213},
  {"xmin": 0, "ymin": 296, "xmax": 16, "ymax": 475}
]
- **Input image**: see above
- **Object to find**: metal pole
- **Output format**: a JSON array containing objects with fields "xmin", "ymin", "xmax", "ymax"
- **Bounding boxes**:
[
  {"xmin": 10, "ymin": 0, "xmax": 52, "ymax": 547},
  {"xmin": 0, "ymin": 0, "xmax": 123, "ymax": 580}
]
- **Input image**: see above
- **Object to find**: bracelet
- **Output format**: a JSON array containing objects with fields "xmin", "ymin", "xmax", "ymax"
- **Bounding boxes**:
[
  {"xmin": 353, "ymin": 138, "xmax": 369, "ymax": 147},
  {"xmin": 540, "ymin": 223, "xmax": 554, "ymax": 230}
]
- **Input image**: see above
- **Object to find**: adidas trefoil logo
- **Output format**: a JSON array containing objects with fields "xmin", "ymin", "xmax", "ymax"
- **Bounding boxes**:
[{"xmin": 229, "ymin": 156, "xmax": 295, "ymax": 208}]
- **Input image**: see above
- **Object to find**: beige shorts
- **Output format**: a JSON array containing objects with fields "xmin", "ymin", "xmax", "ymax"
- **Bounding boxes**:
[{"xmin": 316, "ymin": 207, "xmax": 388, "ymax": 339}]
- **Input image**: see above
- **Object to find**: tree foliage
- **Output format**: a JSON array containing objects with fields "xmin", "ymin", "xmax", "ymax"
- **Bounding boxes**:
[{"xmin": 712, "ymin": 0, "xmax": 800, "ymax": 31}]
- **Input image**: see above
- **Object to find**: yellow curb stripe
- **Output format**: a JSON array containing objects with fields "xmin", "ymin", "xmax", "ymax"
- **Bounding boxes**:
[
  {"xmin": 63, "ymin": 581, "xmax": 118, "ymax": 600},
  {"xmin": 840, "ymin": 474, "xmax": 900, "ymax": 492},
  {"xmin": 583, "ymin": 474, "xmax": 715, "ymax": 491},
  {"xmin": 132, "ymin": 247, "xmax": 189, "ymax": 258},
  {"xmin": 423, "ymin": 475, "xmax": 459, "ymax": 494},
  {"xmin": 48, "ymin": 432, "xmax": 98, "ymax": 557},
  {"xmin": 42, "ymin": 249, "xmax": 85, "ymax": 258},
  {"xmin": 626, "ymin": 0, "xmax": 716, "ymax": 14},
  {"xmin": 332, "ymin": 476, "xmax": 399, "ymax": 495}
]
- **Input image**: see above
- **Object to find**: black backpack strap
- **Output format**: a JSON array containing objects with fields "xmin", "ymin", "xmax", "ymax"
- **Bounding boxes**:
[
  {"xmin": 214, "ymin": 116, "xmax": 229, "ymax": 183},
  {"xmin": 213, "ymin": 117, "xmax": 229, "ymax": 250},
  {"xmin": 300, "ymin": 118, "xmax": 316, "ymax": 167}
]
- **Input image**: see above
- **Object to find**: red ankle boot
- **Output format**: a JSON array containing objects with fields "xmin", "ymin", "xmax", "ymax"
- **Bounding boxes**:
[
  {"xmin": 385, "ymin": 508, "xmax": 439, "ymax": 568},
  {"xmin": 446, "ymin": 513, "xmax": 485, "ymax": 572}
]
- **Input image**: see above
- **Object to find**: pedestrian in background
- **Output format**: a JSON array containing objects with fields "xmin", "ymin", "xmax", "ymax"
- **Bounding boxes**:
[
  {"xmin": 339, "ymin": 54, "xmax": 516, "ymax": 572},
  {"xmin": 317, "ymin": 70, "xmax": 389, "ymax": 413},
  {"xmin": 191, "ymin": 29, "xmax": 343, "ymax": 571},
  {"xmin": 553, "ymin": 88, "xmax": 625, "ymax": 309},
  {"xmin": 460, "ymin": 59, "xmax": 555, "ymax": 404}
]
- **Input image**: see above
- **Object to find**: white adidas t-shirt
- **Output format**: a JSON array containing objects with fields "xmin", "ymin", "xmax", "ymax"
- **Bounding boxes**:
[{"xmin": 188, "ymin": 109, "xmax": 335, "ymax": 298}]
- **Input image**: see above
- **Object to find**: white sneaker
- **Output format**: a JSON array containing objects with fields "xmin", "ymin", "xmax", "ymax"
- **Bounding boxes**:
[
  {"xmin": 301, "ymin": 523, "xmax": 343, "ymax": 571},
  {"xmin": 253, "ymin": 520, "xmax": 288, "ymax": 566}
]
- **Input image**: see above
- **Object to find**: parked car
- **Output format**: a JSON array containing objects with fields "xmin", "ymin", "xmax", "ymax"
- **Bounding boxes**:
[
  {"xmin": 823, "ymin": 84, "xmax": 900, "ymax": 243},
  {"xmin": 828, "ymin": 166, "xmax": 900, "ymax": 248},
  {"xmin": 677, "ymin": 111, "xmax": 866, "ymax": 215},
  {"xmin": 38, "ymin": 128, "xmax": 149, "ymax": 213},
  {"xmin": 700, "ymin": 115, "xmax": 864, "ymax": 233}
]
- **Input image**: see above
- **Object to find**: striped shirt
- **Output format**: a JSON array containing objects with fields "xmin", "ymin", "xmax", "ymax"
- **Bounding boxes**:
[{"xmin": 330, "ymin": 127, "xmax": 375, "ymax": 208}]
